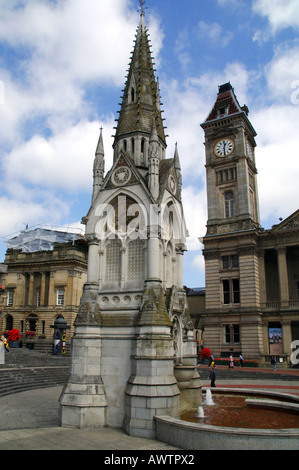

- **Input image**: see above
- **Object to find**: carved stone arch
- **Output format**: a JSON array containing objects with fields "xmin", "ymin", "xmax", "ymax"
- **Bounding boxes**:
[
  {"xmin": 165, "ymin": 240, "xmax": 174, "ymax": 288},
  {"xmin": 172, "ymin": 314, "xmax": 183, "ymax": 364},
  {"xmin": 160, "ymin": 198, "xmax": 184, "ymax": 242}
]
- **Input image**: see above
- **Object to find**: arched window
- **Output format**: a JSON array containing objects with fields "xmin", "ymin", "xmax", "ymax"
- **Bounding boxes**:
[
  {"xmin": 131, "ymin": 138, "xmax": 135, "ymax": 154},
  {"xmin": 131, "ymin": 87, "xmax": 135, "ymax": 103},
  {"xmin": 224, "ymin": 191, "xmax": 235, "ymax": 218},
  {"xmin": 6, "ymin": 314, "xmax": 13, "ymax": 330},
  {"xmin": 141, "ymin": 138, "xmax": 145, "ymax": 154},
  {"xmin": 123, "ymin": 139, "xmax": 127, "ymax": 151}
]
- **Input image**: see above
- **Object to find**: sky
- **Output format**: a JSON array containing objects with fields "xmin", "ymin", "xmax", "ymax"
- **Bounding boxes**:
[{"xmin": 0, "ymin": 0, "xmax": 298, "ymax": 287}]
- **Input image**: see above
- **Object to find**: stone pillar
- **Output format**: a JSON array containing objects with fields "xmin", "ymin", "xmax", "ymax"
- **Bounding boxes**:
[
  {"xmin": 147, "ymin": 237, "xmax": 160, "ymax": 281},
  {"xmin": 86, "ymin": 237, "xmax": 99, "ymax": 284},
  {"xmin": 277, "ymin": 247, "xmax": 289, "ymax": 307},
  {"xmin": 123, "ymin": 286, "xmax": 180, "ymax": 438},
  {"xmin": 282, "ymin": 321, "xmax": 292, "ymax": 358},
  {"xmin": 28, "ymin": 273, "xmax": 34, "ymax": 306},
  {"xmin": 258, "ymin": 249, "xmax": 266, "ymax": 305},
  {"xmin": 40, "ymin": 272, "xmax": 46, "ymax": 306},
  {"xmin": 59, "ymin": 284, "xmax": 107, "ymax": 428},
  {"xmin": 175, "ymin": 243, "xmax": 186, "ymax": 290}
]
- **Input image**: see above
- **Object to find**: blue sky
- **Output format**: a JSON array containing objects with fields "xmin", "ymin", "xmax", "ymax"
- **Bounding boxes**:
[{"xmin": 0, "ymin": 0, "xmax": 299, "ymax": 287}]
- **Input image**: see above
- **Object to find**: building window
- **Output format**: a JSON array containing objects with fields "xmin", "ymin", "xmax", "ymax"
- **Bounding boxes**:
[
  {"xmin": 6, "ymin": 314, "xmax": 13, "ymax": 330},
  {"xmin": 7, "ymin": 290, "xmax": 14, "ymax": 306},
  {"xmin": 131, "ymin": 87, "xmax": 135, "ymax": 102},
  {"xmin": 57, "ymin": 289, "xmax": 64, "ymax": 306},
  {"xmin": 141, "ymin": 138, "xmax": 145, "ymax": 154},
  {"xmin": 224, "ymin": 324, "xmax": 240, "ymax": 344},
  {"xmin": 223, "ymin": 280, "xmax": 230, "ymax": 304},
  {"xmin": 222, "ymin": 254, "xmax": 239, "ymax": 269},
  {"xmin": 222, "ymin": 279, "xmax": 240, "ymax": 304},
  {"xmin": 224, "ymin": 325, "xmax": 230, "ymax": 343},
  {"xmin": 216, "ymin": 167, "xmax": 236, "ymax": 184},
  {"xmin": 233, "ymin": 324, "xmax": 240, "ymax": 343},
  {"xmin": 224, "ymin": 191, "xmax": 235, "ymax": 218}
]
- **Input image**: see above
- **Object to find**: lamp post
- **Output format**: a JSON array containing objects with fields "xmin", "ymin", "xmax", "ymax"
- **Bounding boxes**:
[{"xmin": 50, "ymin": 317, "xmax": 70, "ymax": 355}]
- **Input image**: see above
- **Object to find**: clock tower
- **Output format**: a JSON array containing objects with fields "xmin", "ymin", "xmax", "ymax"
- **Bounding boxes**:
[
  {"xmin": 201, "ymin": 82, "xmax": 260, "ymax": 236},
  {"xmin": 201, "ymin": 83, "xmax": 264, "ymax": 360}
]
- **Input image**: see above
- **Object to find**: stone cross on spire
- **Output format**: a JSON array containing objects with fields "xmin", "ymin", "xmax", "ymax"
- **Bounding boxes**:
[{"xmin": 140, "ymin": 0, "xmax": 145, "ymax": 15}]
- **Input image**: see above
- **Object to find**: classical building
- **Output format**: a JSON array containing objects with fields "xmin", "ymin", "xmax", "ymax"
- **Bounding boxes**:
[
  {"xmin": 59, "ymin": 10, "xmax": 200, "ymax": 436},
  {"xmin": 0, "ymin": 228, "xmax": 87, "ymax": 352},
  {"xmin": 201, "ymin": 83, "xmax": 299, "ymax": 365}
]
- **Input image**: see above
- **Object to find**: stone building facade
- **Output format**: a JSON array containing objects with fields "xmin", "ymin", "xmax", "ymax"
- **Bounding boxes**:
[
  {"xmin": 201, "ymin": 83, "xmax": 299, "ymax": 365},
  {"xmin": 0, "ymin": 228, "xmax": 87, "ymax": 351}
]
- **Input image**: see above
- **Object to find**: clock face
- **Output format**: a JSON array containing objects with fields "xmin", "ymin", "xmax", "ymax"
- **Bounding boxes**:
[
  {"xmin": 214, "ymin": 139, "xmax": 234, "ymax": 157},
  {"xmin": 168, "ymin": 175, "xmax": 176, "ymax": 194},
  {"xmin": 111, "ymin": 166, "xmax": 131, "ymax": 186},
  {"xmin": 246, "ymin": 142, "xmax": 253, "ymax": 160}
]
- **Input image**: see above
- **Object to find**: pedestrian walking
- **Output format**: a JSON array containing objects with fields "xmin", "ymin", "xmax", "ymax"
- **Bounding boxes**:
[
  {"xmin": 208, "ymin": 352, "xmax": 214, "ymax": 367},
  {"xmin": 271, "ymin": 356, "xmax": 277, "ymax": 371},
  {"xmin": 209, "ymin": 366, "xmax": 216, "ymax": 388},
  {"xmin": 238, "ymin": 354, "xmax": 244, "ymax": 367},
  {"xmin": 229, "ymin": 354, "xmax": 234, "ymax": 368}
]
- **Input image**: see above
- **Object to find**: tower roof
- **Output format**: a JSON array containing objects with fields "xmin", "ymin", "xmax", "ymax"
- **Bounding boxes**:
[
  {"xmin": 204, "ymin": 82, "xmax": 245, "ymax": 123},
  {"xmin": 201, "ymin": 82, "xmax": 256, "ymax": 136},
  {"xmin": 113, "ymin": 12, "xmax": 166, "ymax": 147}
]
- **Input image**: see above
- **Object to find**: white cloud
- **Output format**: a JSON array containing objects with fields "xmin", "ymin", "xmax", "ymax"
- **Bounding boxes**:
[
  {"xmin": 0, "ymin": 190, "xmax": 70, "ymax": 239},
  {"xmin": 253, "ymin": 0, "xmax": 299, "ymax": 32},
  {"xmin": 182, "ymin": 185, "xmax": 207, "ymax": 251},
  {"xmin": 2, "ymin": 119, "xmax": 114, "ymax": 193},
  {"xmin": 0, "ymin": 0, "xmax": 164, "ymax": 144},
  {"xmin": 253, "ymin": 104, "xmax": 299, "ymax": 223},
  {"xmin": 197, "ymin": 21, "xmax": 233, "ymax": 48},
  {"xmin": 265, "ymin": 42, "xmax": 299, "ymax": 103}
]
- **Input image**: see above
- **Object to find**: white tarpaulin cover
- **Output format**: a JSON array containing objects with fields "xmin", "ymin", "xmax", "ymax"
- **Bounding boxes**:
[{"xmin": 6, "ymin": 228, "xmax": 81, "ymax": 253}]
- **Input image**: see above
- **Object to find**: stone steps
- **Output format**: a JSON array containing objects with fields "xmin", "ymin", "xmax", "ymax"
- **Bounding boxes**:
[{"xmin": 0, "ymin": 367, "xmax": 69, "ymax": 398}]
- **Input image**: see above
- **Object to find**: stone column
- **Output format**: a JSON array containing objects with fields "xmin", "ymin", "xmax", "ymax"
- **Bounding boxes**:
[
  {"xmin": 123, "ymin": 286, "xmax": 180, "ymax": 438},
  {"xmin": 282, "ymin": 321, "xmax": 292, "ymax": 358},
  {"xmin": 258, "ymin": 249, "xmax": 266, "ymax": 305},
  {"xmin": 40, "ymin": 272, "xmax": 46, "ymax": 306},
  {"xmin": 175, "ymin": 243, "xmax": 186, "ymax": 289},
  {"xmin": 277, "ymin": 247, "xmax": 289, "ymax": 307},
  {"xmin": 28, "ymin": 273, "xmax": 34, "ymax": 306},
  {"xmin": 86, "ymin": 236, "xmax": 99, "ymax": 284},
  {"xmin": 147, "ymin": 237, "xmax": 160, "ymax": 281},
  {"xmin": 59, "ymin": 283, "xmax": 107, "ymax": 428}
]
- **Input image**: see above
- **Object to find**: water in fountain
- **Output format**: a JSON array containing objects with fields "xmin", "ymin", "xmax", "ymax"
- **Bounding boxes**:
[
  {"xmin": 203, "ymin": 389, "xmax": 215, "ymax": 406},
  {"xmin": 197, "ymin": 406, "xmax": 205, "ymax": 419}
]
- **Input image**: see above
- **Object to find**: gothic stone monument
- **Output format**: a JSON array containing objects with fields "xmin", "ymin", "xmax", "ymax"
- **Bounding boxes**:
[{"xmin": 59, "ymin": 10, "xmax": 201, "ymax": 438}]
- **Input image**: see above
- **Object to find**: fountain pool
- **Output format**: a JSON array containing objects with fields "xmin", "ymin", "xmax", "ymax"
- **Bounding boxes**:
[
  {"xmin": 155, "ymin": 388, "xmax": 299, "ymax": 450},
  {"xmin": 183, "ymin": 391, "xmax": 299, "ymax": 429}
]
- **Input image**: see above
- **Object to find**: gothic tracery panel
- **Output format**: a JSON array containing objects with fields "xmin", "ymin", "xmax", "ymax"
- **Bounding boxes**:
[
  {"xmin": 106, "ymin": 239, "xmax": 122, "ymax": 281},
  {"xmin": 128, "ymin": 239, "xmax": 144, "ymax": 280}
]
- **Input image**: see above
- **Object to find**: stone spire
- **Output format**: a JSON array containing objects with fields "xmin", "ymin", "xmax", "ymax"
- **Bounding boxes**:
[
  {"xmin": 92, "ymin": 127, "xmax": 105, "ymax": 203},
  {"xmin": 112, "ymin": 10, "xmax": 167, "ymax": 166},
  {"xmin": 174, "ymin": 142, "xmax": 182, "ymax": 198}
]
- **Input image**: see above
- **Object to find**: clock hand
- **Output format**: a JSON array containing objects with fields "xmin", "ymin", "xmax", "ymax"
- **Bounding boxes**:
[{"xmin": 223, "ymin": 141, "xmax": 226, "ymax": 156}]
